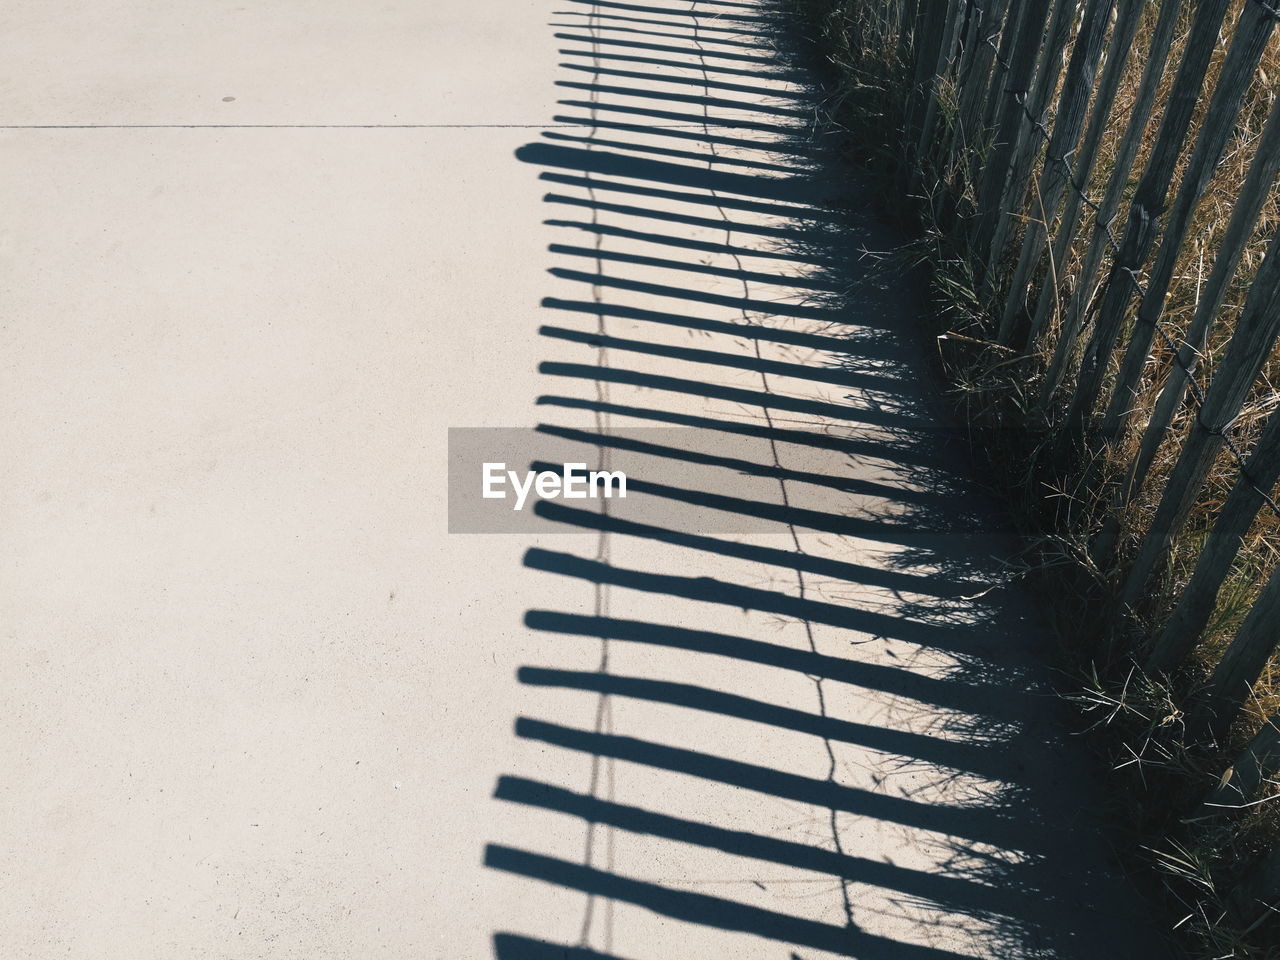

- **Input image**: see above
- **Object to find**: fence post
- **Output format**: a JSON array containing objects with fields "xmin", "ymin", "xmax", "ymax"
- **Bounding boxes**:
[
  {"xmin": 980, "ymin": 0, "xmax": 1077, "ymax": 297},
  {"xmin": 980, "ymin": 0, "xmax": 1028, "ymax": 135},
  {"xmin": 1098, "ymin": 2, "xmax": 1280, "ymax": 447},
  {"xmin": 1034, "ymin": 0, "xmax": 1183, "ymax": 403},
  {"xmin": 948, "ymin": 0, "xmax": 1015, "ymax": 182},
  {"xmin": 897, "ymin": 0, "xmax": 922, "ymax": 72},
  {"xmin": 905, "ymin": 0, "xmax": 953, "ymax": 137},
  {"xmin": 1202, "ymin": 712, "xmax": 1280, "ymax": 813},
  {"xmin": 970, "ymin": 0, "xmax": 1054, "ymax": 268},
  {"xmin": 1201, "ymin": 560, "xmax": 1280, "ymax": 741},
  {"xmin": 1231, "ymin": 845, "xmax": 1280, "ymax": 930},
  {"xmin": 1112, "ymin": 90, "xmax": 1280, "ymax": 510},
  {"xmin": 947, "ymin": 0, "xmax": 986, "ymax": 121},
  {"xmin": 1119, "ymin": 223, "xmax": 1280, "ymax": 616},
  {"xmin": 1146, "ymin": 408, "xmax": 1280, "ymax": 673},
  {"xmin": 912, "ymin": 0, "xmax": 968, "ymax": 186},
  {"xmin": 1058, "ymin": 0, "xmax": 1234, "ymax": 445},
  {"xmin": 996, "ymin": 0, "xmax": 1120, "ymax": 343}
]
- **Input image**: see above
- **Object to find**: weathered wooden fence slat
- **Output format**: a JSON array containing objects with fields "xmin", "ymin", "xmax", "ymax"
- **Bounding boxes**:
[
  {"xmin": 1101, "ymin": 92, "xmax": 1280, "ymax": 561},
  {"xmin": 1034, "ymin": 0, "xmax": 1184, "ymax": 406},
  {"xmin": 904, "ymin": 0, "xmax": 953, "ymax": 154},
  {"xmin": 952, "ymin": 0, "xmax": 988, "ymax": 150},
  {"xmin": 980, "ymin": 0, "xmax": 1027, "ymax": 136},
  {"xmin": 824, "ymin": 0, "xmax": 1280, "ymax": 930},
  {"xmin": 1203, "ymin": 711, "xmax": 1280, "ymax": 813},
  {"xmin": 1203, "ymin": 559, "xmax": 1280, "ymax": 740},
  {"xmin": 980, "ymin": 0, "xmax": 1077, "ymax": 293},
  {"xmin": 996, "ymin": 0, "xmax": 1118, "ymax": 343},
  {"xmin": 1120, "ymin": 223, "xmax": 1280, "ymax": 615},
  {"xmin": 1232, "ymin": 844, "xmax": 1280, "ymax": 928},
  {"xmin": 897, "ymin": 0, "xmax": 922, "ymax": 73},
  {"xmin": 1097, "ymin": 2, "xmax": 1280, "ymax": 449},
  {"xmin": 1020, "ymin": 0, "xmax": 1153, "ymax": 348},
  {"xmin": 1147, "ymin": 406, "xmax": 1280, "ymax": 673},
  {"xmin": 1058, "ymin": 0, "xmax": 1234, "ymax": 444},
  {"xmin": 970, "ymin": 0, "xmax": 1055, "ymax": 264},
  {"xmin": 1022, "ymin": 0, "xmax": 1164, "ymax": 350},
  {"xmin": 948, "ymin": 0, "xmax": 1015, "ymax": 186},
  {"xmin": 912, "ymin": 0, "xmax": 967, "ymax": 184}
]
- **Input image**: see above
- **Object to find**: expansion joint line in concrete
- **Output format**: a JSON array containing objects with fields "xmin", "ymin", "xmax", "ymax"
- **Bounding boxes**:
[
  {"xmin": 688, "ymin": 1, "xmax": 860, "ymax": 939},
  {"xmin": 574, "ymin": 2, "xmax": 619, "ymax": 953}
]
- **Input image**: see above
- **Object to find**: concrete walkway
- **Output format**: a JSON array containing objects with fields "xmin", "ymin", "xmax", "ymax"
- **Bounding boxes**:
[{"xmin": 2, "ymin": 2, "xmax": 1159, "ymax": 958}]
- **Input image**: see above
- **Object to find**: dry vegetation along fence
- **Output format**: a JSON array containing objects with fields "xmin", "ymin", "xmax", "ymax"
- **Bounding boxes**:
[{"xmin": 788, "ymin": 0, "xmax": 1280, "ymax": 948}]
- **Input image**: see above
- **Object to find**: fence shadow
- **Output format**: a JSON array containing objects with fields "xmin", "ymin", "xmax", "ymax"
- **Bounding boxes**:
[{"xmin": 483, "ymin": 1, "xmax": 1162, "ymax": 957}]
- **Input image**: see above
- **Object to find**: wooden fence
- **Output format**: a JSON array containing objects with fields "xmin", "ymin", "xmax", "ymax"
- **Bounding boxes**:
[{"xmin": 850, "ymin": 0, "xmax": 1280, "ymax": 889}]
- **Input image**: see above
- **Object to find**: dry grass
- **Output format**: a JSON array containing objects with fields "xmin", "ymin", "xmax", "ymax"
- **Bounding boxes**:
[{"xmin": 782, "ymin": 0, "xmax": 1280, "ymax": 955}]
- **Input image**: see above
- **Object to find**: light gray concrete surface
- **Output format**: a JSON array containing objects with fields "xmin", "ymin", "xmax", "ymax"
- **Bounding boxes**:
[{"xmin": 1, "ymin": 2, "xmax": 1162, "ymax": 958}]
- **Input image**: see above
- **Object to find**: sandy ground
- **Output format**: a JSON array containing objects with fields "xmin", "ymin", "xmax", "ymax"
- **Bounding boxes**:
[{"xmin": 1, "ymin": 2, "xmax": 1163, "ymax": 958}]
